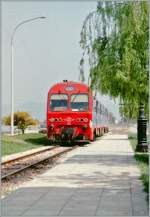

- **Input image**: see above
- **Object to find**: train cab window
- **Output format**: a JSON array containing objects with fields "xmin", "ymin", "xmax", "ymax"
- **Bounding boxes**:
[
  {"xmin": 50, "ymin": 94, "xmax": 68, "ymax": 111},
  {"xmin": 70, "ymin": 94, "xmax": 88, "ymax": 111}
]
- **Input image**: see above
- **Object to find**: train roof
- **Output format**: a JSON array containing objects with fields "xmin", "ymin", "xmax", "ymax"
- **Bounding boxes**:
[{"xmin": 48, "ymin": 81, "xmax": 91, "ymax": 94}]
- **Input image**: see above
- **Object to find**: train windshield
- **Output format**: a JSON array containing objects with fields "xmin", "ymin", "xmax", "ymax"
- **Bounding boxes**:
[
  {"xmin": 50, "ymin": 94, "xmax": 68, "ymax": 111},
  {"xmin": 70, "ymin": 94, "xmax": 88, "ymax": 111}
]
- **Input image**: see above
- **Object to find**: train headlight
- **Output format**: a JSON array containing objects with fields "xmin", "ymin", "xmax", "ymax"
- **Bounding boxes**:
[
  {"xmin": 50, "ymin": 118, "xmax": 55, "ymax": 122},
  {"xmin": 76, "ymin": 118, "xmax": 88, "ymax": 122},
  {"xmin": 84, "ymin": 118, "xmax": 88, "ymax": 123}
]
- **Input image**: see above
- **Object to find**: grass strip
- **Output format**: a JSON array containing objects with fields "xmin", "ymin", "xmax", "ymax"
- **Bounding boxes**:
[
  {"xmin": 128, "ymin": 133, "xmax": 149, "ymax": 195},
  {"xmin": 2, "ymin": 133, "xmax": 50, "ymax": 156}
]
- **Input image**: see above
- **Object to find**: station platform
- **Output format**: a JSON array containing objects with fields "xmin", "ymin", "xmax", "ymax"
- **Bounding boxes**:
[{"xmin": 2, "ymin": 133, "xmax": 149, "ymax": 216}]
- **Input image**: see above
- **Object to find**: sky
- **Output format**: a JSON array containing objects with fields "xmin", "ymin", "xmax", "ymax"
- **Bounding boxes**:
[{"xmin": 2, "ymin": 1, "xmax": 121, "ymax": 121}]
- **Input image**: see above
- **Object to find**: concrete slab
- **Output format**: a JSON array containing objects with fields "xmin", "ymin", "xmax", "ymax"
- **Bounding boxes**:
[
  {"xmin": 23, "ymin": 209, "xmax": 60, "ymax": 216},
  {"xmin": 1, "ymin": 133, "xmax": 149, "ymax": 216},
  {"xmin": 96, "ymin": 189, "xmax": 133, "ymax": 216}
]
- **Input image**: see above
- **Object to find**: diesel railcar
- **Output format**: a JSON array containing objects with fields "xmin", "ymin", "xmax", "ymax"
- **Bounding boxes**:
[{"xmin": 46, "ymin": 80, "xmax": 109, "ymax": 142}]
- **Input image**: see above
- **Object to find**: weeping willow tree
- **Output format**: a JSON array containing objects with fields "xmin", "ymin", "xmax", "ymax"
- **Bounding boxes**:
[{"xmin": 80, "ymin": 1, "xmax": 148, "ymax": 119}]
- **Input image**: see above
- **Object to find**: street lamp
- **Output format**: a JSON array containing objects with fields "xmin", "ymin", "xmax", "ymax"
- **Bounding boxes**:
[
  {"xmin": 136, "ymin": 104, "xmax": 148, "ymax": 152},
  {"xmin": 119, "ymin": 103, "xmax": 148, "ymax": 152},
  {"xmin": 10, "ymin": 16, "xmax": 46, "ymax": 136}
]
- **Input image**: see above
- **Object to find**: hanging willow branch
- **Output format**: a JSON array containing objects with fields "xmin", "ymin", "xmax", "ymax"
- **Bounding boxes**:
[
  {"xmin": 79, "ymin": 1, "xmax": 148, "ymax": 119},
  {"xmin": 79, "ymin": 1, "xmax": 118, "ymax": 84}
]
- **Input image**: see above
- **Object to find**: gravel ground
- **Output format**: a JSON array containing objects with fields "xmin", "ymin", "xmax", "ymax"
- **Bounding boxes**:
[
  {"xmin": 2, "ymin": 146, "xmax": 67, "ymax": 177},
  {"xmin": 1, "ymin": 152, "xmax": 68, "ymax": 198}
]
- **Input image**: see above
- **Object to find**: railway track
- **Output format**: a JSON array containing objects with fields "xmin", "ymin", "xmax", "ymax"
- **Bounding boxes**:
[
  {"xmin": 2, "ymin": 146, "xmax": 77, "ymax": 180},
  {"xmin": 2, "ymin": 146, "xmax": 57, "ymax": 165}
]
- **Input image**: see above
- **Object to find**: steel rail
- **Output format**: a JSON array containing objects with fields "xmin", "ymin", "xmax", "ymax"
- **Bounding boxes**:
[
  {"xmin": 2, "ymin": 146, "xmax": 57, "ymax": 166},
  {"xmin": 2, "ymin": 146, "xmax": 77, "ymax": 180}
]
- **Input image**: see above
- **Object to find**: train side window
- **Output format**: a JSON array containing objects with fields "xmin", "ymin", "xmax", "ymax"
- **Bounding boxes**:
[
  {"xmin": 50, "ymin": 94, "xmax": 68, "ymax": 111},
  {"xmin": 70, "ymin": 94, "xmax": 88, "ymax": 111}
]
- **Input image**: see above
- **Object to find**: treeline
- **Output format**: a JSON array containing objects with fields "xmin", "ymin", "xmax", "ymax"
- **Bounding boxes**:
[{"xmin": 3, "ymin": 112, "xmax": 39, "ymax": 134}]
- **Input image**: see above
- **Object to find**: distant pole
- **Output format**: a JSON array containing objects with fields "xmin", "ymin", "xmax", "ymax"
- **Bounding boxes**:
[
  {"xmin": 11, "ymin": 38, "xmax": 14, "ymax": 136},
  {"xmin": 10, "ymin": 16, "xmax": 46, "ymax": 136}
]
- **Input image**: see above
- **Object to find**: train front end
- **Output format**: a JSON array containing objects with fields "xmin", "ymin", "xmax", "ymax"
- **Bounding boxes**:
[{"xmin": 46, "ymin": 81, "xmax": 93, "ymax": 143}]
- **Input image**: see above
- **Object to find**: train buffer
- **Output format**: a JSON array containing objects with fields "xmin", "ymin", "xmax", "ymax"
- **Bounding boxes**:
[{"xmin": 2, "ymin": 133, "xmax": 148, "ymax": 216}]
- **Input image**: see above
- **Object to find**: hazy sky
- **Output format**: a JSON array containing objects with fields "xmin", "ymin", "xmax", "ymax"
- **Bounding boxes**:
[{"xmin": 2, "ymin": 1, "xmax": 121, "ymax": 121}]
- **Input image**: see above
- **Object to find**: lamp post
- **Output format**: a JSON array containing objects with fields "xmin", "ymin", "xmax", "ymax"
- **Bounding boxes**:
[
  {"xmin": 136, "ymin": 104, "xmax": 148, "ymax": 152},
  {"xmin": 119, "ymin": 103, "xmax": 148, "ymax": 152},
  {"xmin": 10, "ymin": 16, "xmax": 46, "ymax": 136}
]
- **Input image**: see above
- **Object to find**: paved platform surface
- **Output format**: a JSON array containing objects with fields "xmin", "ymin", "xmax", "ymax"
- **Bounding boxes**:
[{"xmin": 1, "ymin": 133, "xmax": 149, "ymax": 216}]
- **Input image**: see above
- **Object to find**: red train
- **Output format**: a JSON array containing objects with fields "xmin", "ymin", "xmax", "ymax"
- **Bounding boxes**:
[{"xmin": 46, "ymin": 80, "xmax": 109, "ymax": 143}]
